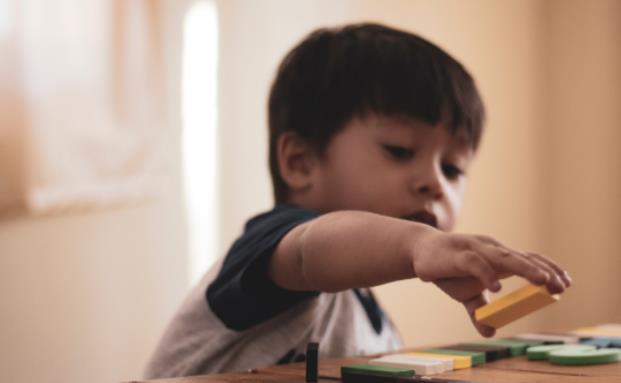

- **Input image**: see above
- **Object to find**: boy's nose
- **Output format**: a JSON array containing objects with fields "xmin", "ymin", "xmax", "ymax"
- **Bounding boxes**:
[{"xmin": 412, "ymin": 167, "xmax": 444, "ymax": 198}]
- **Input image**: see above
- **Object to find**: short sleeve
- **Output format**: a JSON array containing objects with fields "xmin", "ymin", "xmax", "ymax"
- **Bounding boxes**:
[{"xmin": 206, "ymin": 204, "xmax": 320, "ymax": 331}]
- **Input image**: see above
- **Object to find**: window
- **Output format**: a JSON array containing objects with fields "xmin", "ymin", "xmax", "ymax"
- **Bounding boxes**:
[{"xmin": 181, "ymin": 0, "xmax": 219, "ymax": 286}]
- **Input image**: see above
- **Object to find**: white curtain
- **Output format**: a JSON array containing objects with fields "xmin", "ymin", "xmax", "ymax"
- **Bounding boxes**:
[{"xmin": 0, "ymin": 0, "xmax": 168, "ymax": 215}]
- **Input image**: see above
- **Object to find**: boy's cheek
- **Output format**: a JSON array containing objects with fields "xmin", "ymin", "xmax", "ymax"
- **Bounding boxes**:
[
  {"xmin": 439, "ymin": 215, "xmax": 456, "ymax": 232},
  {"xmin": 447, "ymin": 182, "xmax": 466, "ymax": 211},
  {"xmin": 438, "ymin": 195, "xmax": 462, "ymax": 232}
]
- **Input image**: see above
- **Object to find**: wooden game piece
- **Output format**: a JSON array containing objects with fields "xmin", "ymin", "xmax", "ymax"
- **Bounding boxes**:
[
  {"xmin": 514, "ymin": 332, "xmax": 580, "ymax": 344},
  {"xmin": 407, "ymin": 352, "xmax": 470, "ymax": 369},
  {"xmin": 369, "ymin": 354, "xmax": 449, "ymax": 375},
  {"xmin": 506, "ymin": 338, "xmax": 549, "ymax": 347},
  {"xmin": 305, "ymin": 342, "xmax": 318, "ymax": 382},
  {"xmin": 473, "ymin": 339, "xmax": 531, "ymax": 356},
  {"xmin": 445, "ymin": 344, "xmax": 511, "ymax": 361},
  {"xmin": 420, "ymin": 348, "xmax": 486, "ymax": 366},
  {"xmin": 526, "ymin": 344, "xmax": 595, "ymax": 360},
  {"xmin": 579, "ymin": 337, "xmax": 621, "ymax": 348},
  {"xmin": 341, "ymin": 370, "xmax": 478, "ymax": 383},
  {"xmin": 474, "ymin": 284, "xmax": 558, "ymax": 328},
  {"xmin": 341, "ymin": 364, "xmax": 415, "ymax": 377},
  {"xmin": 549, "ymin": 347, "xmax": 621, "ymax": 365},
  {"xmin": 581, "ymin": 338, "xmax": 613, "ymax": 348},
  {"xmin": 572, "ymin": 324, "xmax": 621, "ymax": 338}
]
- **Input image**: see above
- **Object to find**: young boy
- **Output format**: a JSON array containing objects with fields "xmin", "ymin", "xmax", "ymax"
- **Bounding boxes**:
[{"xmin": 144, "ymin": 23, "xmax": 571, "ymax": 378}]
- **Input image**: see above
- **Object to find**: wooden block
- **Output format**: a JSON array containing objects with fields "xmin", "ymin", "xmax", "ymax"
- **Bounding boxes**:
[
  {"xmin": 341, "ymin": 370, "xmax": 478, "ymax": 383},
  {"xmin": 369, "ymin": 354, "xmax": 450, "ymax": 375},
  {"xmin": 549, "ymin": 347, "xmax": 621, "ymax": 365},
  {"xmin": 474, "ymin": 339, "xmax": 530, "ymax": 356},
  {"xmin": 407, "ymin": 352, "xmax": 470, "ymax": 369},
  {"xmin": 445, "ymin": 344, "xmax": 511, "ymax": 362},
  {"xmin": 420, "ymin": 348, "xmax": 486, "ymax": 366},
  {"xmin": 341, "ymin": 364, "xmax": 415, "ymax": 377},
  {"xmin": 580, "ymin": 337, "xmax": 621, "ymax": 348},
  {"xmin": 572, "ymin": 324, "xmax": 621, "ymax": 338},
  {"xmin": 580, "ymin": 338, "xmax": 612, "ymax": 348},
  {"xmin": 305, "ymin": 342, "xmax": 318, "ymax": 382},
  {"xmin": 526, "ymin": 344, "xmax": 596, "ymax": 360},
  {"xmin": 513, "ymin": 332, "xmax": 581, "ymax": 344},
  {"xmin": 474, "ymin": 284, "xmax": 559, "ymax": 329}
]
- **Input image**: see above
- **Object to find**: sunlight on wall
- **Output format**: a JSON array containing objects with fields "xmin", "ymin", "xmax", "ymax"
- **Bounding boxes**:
[
  {"xmin": 181, "ymin": 0, "xmax": 219, "ymax": 286},
  {"xmin": 0, "ymin": 0, "xmax": 11, "ymax": 37}
]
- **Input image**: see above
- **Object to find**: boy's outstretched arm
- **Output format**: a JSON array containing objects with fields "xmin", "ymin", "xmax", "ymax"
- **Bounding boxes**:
[{"xmin": 268, "ymin": 210, "xmax": 571, "ymax": 335}]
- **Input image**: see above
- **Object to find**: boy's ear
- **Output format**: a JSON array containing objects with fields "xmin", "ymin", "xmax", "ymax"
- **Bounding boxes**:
[{"xmin": 277, "ymin": 132, "xmax": 318, "ymax": 193}]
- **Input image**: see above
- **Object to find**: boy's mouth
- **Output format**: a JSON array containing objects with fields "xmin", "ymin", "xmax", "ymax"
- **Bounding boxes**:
[{"xmin": 401, "ymin": 211, "xmax": 438, "ymax": 228}]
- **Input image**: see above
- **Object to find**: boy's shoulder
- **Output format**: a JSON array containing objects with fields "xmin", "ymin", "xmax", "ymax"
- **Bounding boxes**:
[
  {"xmin": 145, "ymin": 205, "xmax": 403, "ymax": 378},
  {"xmin": 207, "ymin": 203, "xmax": 320, "ymax": 331}
]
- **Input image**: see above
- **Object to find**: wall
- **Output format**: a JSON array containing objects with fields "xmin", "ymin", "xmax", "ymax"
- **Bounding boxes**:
[
  {"xmin": 541, "ymin": 0, "xmax": 621, "ymax": 328},
  {"xmin": 0, "ymin": 197, "xmax": 187, "ymax": 383}
]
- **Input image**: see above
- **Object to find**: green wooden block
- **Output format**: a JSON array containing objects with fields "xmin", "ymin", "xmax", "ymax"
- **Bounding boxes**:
[
  {"xmin": 475, "ymin": 339, "xmax": 531, "ymax": 356},
  {"xmin": 508, "ymin": 337, "xmax": 563, "ymax": 346},
  {"xmin": 527, "ymin": 344, "xmax": 595, "ymax": 361},
  {"xmin": 549, "ymin": 348, "xmax": 621, "ymax": 365},
  {"xmin": 506, "ymin": 338, "xmax": 546, "ymax": 347},
  {"xmin": 341, "ymin": 364, "xmax": 415, "ymax": 377}
]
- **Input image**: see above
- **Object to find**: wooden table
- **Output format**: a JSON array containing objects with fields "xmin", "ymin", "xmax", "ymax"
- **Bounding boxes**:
[{"xmin": 132, "ymin": 352, "xmax": 621, "ymax": 383}]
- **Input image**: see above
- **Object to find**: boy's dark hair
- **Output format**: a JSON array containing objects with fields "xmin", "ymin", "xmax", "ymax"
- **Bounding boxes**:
[{"xmin": 268, "ymin": 23, "xmax": 485, "ymax": 204}]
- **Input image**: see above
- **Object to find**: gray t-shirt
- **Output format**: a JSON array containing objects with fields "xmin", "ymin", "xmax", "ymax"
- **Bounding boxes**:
[{"xmin": 144, "ymin": 205, "xmax": 403, "ymax": 379}]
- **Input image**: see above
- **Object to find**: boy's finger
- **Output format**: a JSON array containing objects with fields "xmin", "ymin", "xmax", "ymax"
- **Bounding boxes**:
[
  {"xmin": 473, "ymin": 235, "xmax": 571, "ymax": 288},
  {"xmin": 475, "ymin": 323, "xmax": 496, "ymax": 338},
  {"xmin": 474, "ymin": 242, "xmax": 549, "ymax": 286},
  {"xmin": 525, "ymin": 251, "xmax": 572, "ymax": 288},
  {"xmin": 484, "ymin": 239, "xmax": 570, "ymax": 290},
  {"xmin": 455, "ymin": 251, "xmax": 500, "ymax": 292},
  {"xmin": 520, "ymin": 252, "xmax": 566, "ymax": 294},
  {"xmin": 463, "ymin": 294, "xmax": 495, "ymax": 338}
]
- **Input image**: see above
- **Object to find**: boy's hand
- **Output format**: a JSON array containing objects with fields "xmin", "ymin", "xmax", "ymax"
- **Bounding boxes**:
[
  {"xmin": 410, "ymin": 228, "xmax": 572, "ymax": 335},
  {"xmin": 433, "ymin": 277, "xmax": 495, "ymax": 337}
]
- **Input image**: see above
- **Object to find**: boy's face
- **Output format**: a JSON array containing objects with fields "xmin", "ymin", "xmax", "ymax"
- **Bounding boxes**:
[{"xmin": 308, "ymin": 114, "xmax": 474, "ymax": 231}]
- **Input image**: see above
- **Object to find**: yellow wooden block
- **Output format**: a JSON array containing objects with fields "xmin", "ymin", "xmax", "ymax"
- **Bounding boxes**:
[
  {"xmin": 572, "ymin": 324, "xmax": 621, "ymax": 338},
  {"xmin": 406, "ymin": 352, "xmax": 471, "ymax": 369},
  {"xmin": 475, "ymin": 284, "xmax": 559, "ymax": 329}
]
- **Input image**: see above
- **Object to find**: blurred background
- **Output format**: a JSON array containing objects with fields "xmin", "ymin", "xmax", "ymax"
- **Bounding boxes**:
[{"xmin": 0, "ymin": 1, "xmax": 620, "ymax": 382}]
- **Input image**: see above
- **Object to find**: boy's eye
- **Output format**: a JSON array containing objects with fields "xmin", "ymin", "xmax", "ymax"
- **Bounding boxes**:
[
  {"xmin": 442, "ymin": 163, "xmax": 464, "ymax": 180},
  {"xmin": 383, "ymin": 145, "xmax": 414, "ymax": 160}
]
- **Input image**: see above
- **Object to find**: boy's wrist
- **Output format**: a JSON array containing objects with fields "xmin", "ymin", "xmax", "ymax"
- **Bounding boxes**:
[{"xmin": 399, "ymin": 221, "xmax": 438, "ymax": 279}]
